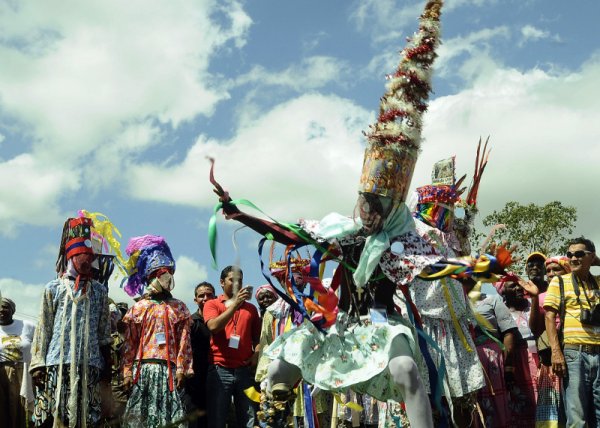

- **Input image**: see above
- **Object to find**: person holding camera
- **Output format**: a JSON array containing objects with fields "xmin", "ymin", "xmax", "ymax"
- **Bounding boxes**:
[
  {"xmin": 203, "ymin": 266, "xmax": 261, "ymax": 428},
  {"xmin": 544, "ymin": 236, "xmax": 600, "ymax": 427}
]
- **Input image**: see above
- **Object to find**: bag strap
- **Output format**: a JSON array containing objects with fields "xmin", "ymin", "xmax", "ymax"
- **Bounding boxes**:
[{"xmin": 558, "ymin": 275, "xmax": 566, "ymax": 345}]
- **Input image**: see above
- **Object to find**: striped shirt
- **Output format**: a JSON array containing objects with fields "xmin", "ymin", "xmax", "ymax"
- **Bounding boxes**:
[{"xmin": 544, "ymin": 273, "xmax": 600, "ymax": 345}]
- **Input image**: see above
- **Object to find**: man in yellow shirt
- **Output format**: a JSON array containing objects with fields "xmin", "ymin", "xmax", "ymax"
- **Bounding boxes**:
[{"xmin": 544, "ymin": 237, "xmax": 600, "ymax": 427}]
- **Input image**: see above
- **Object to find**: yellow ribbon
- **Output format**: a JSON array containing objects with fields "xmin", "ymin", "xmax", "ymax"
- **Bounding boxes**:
[
  {"xmin": 333, "ymin": 393, "xmax": 364, "ymax": 412},
  {"xmin": 440, "ymin": 278, "xmax": 473, "ymax": 353},
  {"xmin": 244, "ymin": 386, "xmax": 261, "ymax": 403}
]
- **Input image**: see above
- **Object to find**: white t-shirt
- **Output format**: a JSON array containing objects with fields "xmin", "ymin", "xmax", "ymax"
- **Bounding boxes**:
[{"xmin": 0, "ymin": 319, "xmax": 36, "ymax": 363}]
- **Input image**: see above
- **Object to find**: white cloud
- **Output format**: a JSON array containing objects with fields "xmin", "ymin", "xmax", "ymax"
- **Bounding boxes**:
[
  {"xmin": 127, "ymin": 93, "xmax": 371, "ymax": 221},
  {"xmin": 0, "ymin": 278, "xmax": 45, "ymax": 321},
  {"xmin": 415, "ymin": 53, "xmax": 600, "ymax": 248},
  {"xmin": 350, "ymin": 0, "xmax": 496, "ymax": 43},
  {"xmin": 519, "ymin": 25, "xmax": 561, "ymax": 46},
  {"xmin": 0, "ymin": 154, "xmax": 79, "ymax": 235},
  {"xmin": 172, "ymin": 255, "xmax": 209, "ymax": 310},
  {"xmin": 235, "ymin": 56, "xmax": 350, "ymax": 92},
  {"xmin": 436, "ymin": 26, "xmax": 510, "ymax": 77},
  {"xmin": 0, "ymin": 0, "xmax": 252, "ymax": 234}
]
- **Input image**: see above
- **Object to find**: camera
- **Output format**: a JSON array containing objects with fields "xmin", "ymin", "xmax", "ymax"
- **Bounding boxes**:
[{"xmin": 580, "ymin": 305, "xmax": 600, "ymax": 327}]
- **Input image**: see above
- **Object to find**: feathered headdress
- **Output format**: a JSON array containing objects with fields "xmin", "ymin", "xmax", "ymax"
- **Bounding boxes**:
[{"xmin": 359, "ymin": 0, "xmax": 443, "ymax": 202}]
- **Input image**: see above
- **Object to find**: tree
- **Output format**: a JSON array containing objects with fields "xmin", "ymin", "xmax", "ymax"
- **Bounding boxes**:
[{"xmin": 481, "ymin": 201, "xmax": 577, "ymax": 264}]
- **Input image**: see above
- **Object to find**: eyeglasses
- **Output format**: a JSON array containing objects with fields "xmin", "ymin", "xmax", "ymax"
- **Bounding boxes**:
[{"xmin": 566, "ymin": 250, "xmax": 592, "ymax": 259}]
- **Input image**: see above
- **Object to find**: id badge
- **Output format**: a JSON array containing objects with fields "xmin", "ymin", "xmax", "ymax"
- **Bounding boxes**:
[
  {"xmin": 369, "ymin": 307, "xmax": 388, "ymax": 325},
  {"xmin": 229, "ymin": 334, "xmax": 241, "ymax": 349},
  {"xmin": 156, "ymin": 332, "xmax": 166, "ymax": 345}
]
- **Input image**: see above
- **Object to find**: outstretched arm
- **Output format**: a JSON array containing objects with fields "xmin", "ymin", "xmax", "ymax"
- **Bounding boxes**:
[{"xmin": 212, "ymin": 176, "xmax": 306, "ymax": 246}]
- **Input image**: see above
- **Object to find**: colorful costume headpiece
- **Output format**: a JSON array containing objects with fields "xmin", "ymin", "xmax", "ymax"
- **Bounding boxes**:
[
  {"xmin": 124, "ymin": 235, "xmax": 176, "ymax": 297},
  {"xmin": 414, "ymin": 157, "xmax": 466, "ymax": 232},
  {"xmin": 56, "ymin": 210, "xmax": 125, "ymax": 277},
  {"xmin": 359, "ymin": 0, "xmax": 443, "ymax": 202},
  {"xmin": 416, "ymin": 157, "xmax": 466, "ymax": 205}
]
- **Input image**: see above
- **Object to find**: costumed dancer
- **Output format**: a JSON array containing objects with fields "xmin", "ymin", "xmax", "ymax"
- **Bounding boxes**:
[
  {"xmin": 30, "ymin": 211, "xmax": 125, "ymax": 428},
  {"xmin": 409, "ymin": 153, "xmax": 487, "ymax": 425},
  {"xmin": 209, "ymin": 2, "xmax": 448, "ymax": 427},
  {"xmin": 120, "ymin": 235, "xmax": 193, "ymax": 428}
]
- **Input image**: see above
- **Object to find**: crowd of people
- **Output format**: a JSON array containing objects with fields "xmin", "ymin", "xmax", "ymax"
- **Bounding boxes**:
[
  {"xmin": 1, "ymin": 221, "xmax": 600, "ymax": 428},
  {"xmin": 2, "ymin": 1, "xmax": 600, "ymax": 428}
]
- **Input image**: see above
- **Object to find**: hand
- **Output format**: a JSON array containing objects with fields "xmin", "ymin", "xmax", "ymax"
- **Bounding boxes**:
[
  {"xmin": 31, "ymin": 368, "xmax": 46, "ymax": 389},
  {"xmin": 246, "ymin": 350, "xmax": 260, "ymax": 368},
  {"xmin": 123, "ymin": 376, "xmax": 133, "ymax": 392},
  {"xmin": 212, "ymin": 180, "xmax": 231, "ymax": 204},
  {"xmin": 551, "ymin": 350, "xmax": 566, "ymax": 378},
  {"xmin": 234, "ymin": 287, "xmax": 252, "ymax": 308},
  {"xmin": 176, "ymin": 373, "xmax": 185, "ymax": 390},
  {"xmin": 516, "ymin": 277, "xmax": 539, "ymax": 297}
]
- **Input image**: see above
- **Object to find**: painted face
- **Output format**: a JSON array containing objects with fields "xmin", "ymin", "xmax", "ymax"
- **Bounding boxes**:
[
  {"xmin": 194, "ymin": 286, "xmax": 215, "ymax": 312},
  {"xmin": 71, "ymin": 252, "xmax": 95, "ymax": 276},
  {"xmin": 221, "ymin": 269, "xmax": 243, "ymax": 298},
  {"xmin": 526, "ymin": 258, "xmax": 545, "ymax": 282},
  {"xmin": 567, "ymin": 243, "xmax": 594, "ymax": 276},
  {"xmin": 257, "ymin": 289, "xmax": 277, "ymax": 310},
  {"xmin": 546, "ymin": 262, "xmax": 567, "ymax": 281},
  {"xmin": 357, "ymin": 192, "xmax": 393, "ymax": 235}
]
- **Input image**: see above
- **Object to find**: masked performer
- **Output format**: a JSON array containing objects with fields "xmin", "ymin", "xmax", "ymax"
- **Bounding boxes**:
[
  {"xmin": 410, "ymin": 154, "xmax": 488, "ymax": 425},
  {"xmin": 121, "ymin": 235, "xmax": 193, "ymax": 428},
  {"xmin": 208, "ymin": 3, "xmax": 448, "ymax": 427},
  {"xmin": 31, "ymin": 211, "xmax": 124, "ymax": 428}
]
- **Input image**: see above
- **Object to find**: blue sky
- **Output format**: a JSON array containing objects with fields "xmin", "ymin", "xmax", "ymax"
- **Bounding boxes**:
[{"xmin": 1, "ymin": 0, "xmax": 599, "ymax": 320}]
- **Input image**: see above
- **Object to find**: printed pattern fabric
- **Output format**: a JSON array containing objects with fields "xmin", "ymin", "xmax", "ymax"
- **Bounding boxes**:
[
  {"xmin": 30, "ymin": 277, "xmax": 111, "ymax": 370},
  {"xmin": 535, "ymin": 364, "xmax": 564, "ymax": 427},
  {"xmin": 420, "ymin": 315, "xmax": 485, "ymax": 397},
  {"xmin": 33, "ymin": 364, "xmax": 101, "ymax": 427},
  {"xmin": 122, "ymin": 298, "xmax": 193, "ymax": 378},
  {"xmin": 476, "ymin": 340, "xmax": 510, "ymax": 428},
  {"xmin": 299, "ymin": 218, "xmax": 443, "ymax": 287},
  {"xmin": 263, "ymin": 312, "xmax": 417, "ymax": 402},
  {"xmin": 0, "ymin": 319, "xmax": 35, "ymax": 363},
  {"xmin": 508, "ymin": 345, "xmax": 539, "ymax": 428},
  {"xmin": 122, "ymin": 363, "xmax": 187, "ymax": 428}
]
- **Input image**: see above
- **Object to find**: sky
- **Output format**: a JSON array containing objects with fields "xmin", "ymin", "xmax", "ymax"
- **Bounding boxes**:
[{"xmin": 1, "ymin": 0, "xmax": 599, "ymax": 321}]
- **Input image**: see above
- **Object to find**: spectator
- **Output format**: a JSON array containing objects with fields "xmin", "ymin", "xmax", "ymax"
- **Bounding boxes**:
[
  {"xmin": 471, "ymin": 288, "xmax": 518, "ymax": 428},
  {"xmin": 254, "ymin": 285, "xmax": 277, "ymax": 318},
  {"xmin": 30, "ymin": 215, "xmax": 113, "ymax": 427},
  {"xmin": 203, "ymin": 266, "xmax": 261, "ymax": 428},
  {"xmin": 497, "ymin": 276, "xmax": 539, "ymax": 427},
  {"xmin": 0, "ymin": 296, "xmax": 35, "ymax": 428},
  {"xmin": 186, "ymin": 281, "xmax": 215, "ymax": 428},
  {"xmin": 121, "ymin": 235, "xmax": 193, "ymax": 428},
  {"xmin": 533, "ymin": 257, "xmax": 570, "ymax": 427},
  {"xmin": 544, "ymin": 237, "xmax": 600, "ymax": 427}
]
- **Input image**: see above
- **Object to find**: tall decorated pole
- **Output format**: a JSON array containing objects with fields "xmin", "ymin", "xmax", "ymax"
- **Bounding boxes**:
[{"xmin": 359, "ymin": 0, "xmax": 443, "ymax": 202}]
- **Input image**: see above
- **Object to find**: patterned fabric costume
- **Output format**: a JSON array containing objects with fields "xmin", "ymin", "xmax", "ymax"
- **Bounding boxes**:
[
  {"xmin": 121, "ymin": 235, "xmax": 192, "ymax": 428},
  {"xmin": 31, "ymin": 213, "xmax": 123, "ymax": 428}
]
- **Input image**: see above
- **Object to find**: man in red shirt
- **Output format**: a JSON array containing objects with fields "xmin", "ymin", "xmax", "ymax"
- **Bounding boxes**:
[{"xmin": 203, "ymin": 266, "xmax": 261, "ymax": 428}]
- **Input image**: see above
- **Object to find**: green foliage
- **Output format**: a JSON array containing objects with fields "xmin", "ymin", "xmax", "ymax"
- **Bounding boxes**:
[{"xmin": 481, "ymin": 201, "xmax": 577, "ymax": 262}]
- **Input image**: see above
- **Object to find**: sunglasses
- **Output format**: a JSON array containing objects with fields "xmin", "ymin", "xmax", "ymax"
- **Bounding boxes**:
[{"xmin": 566, "ymin": 250, "xmax": 592, "ymax": 259}]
